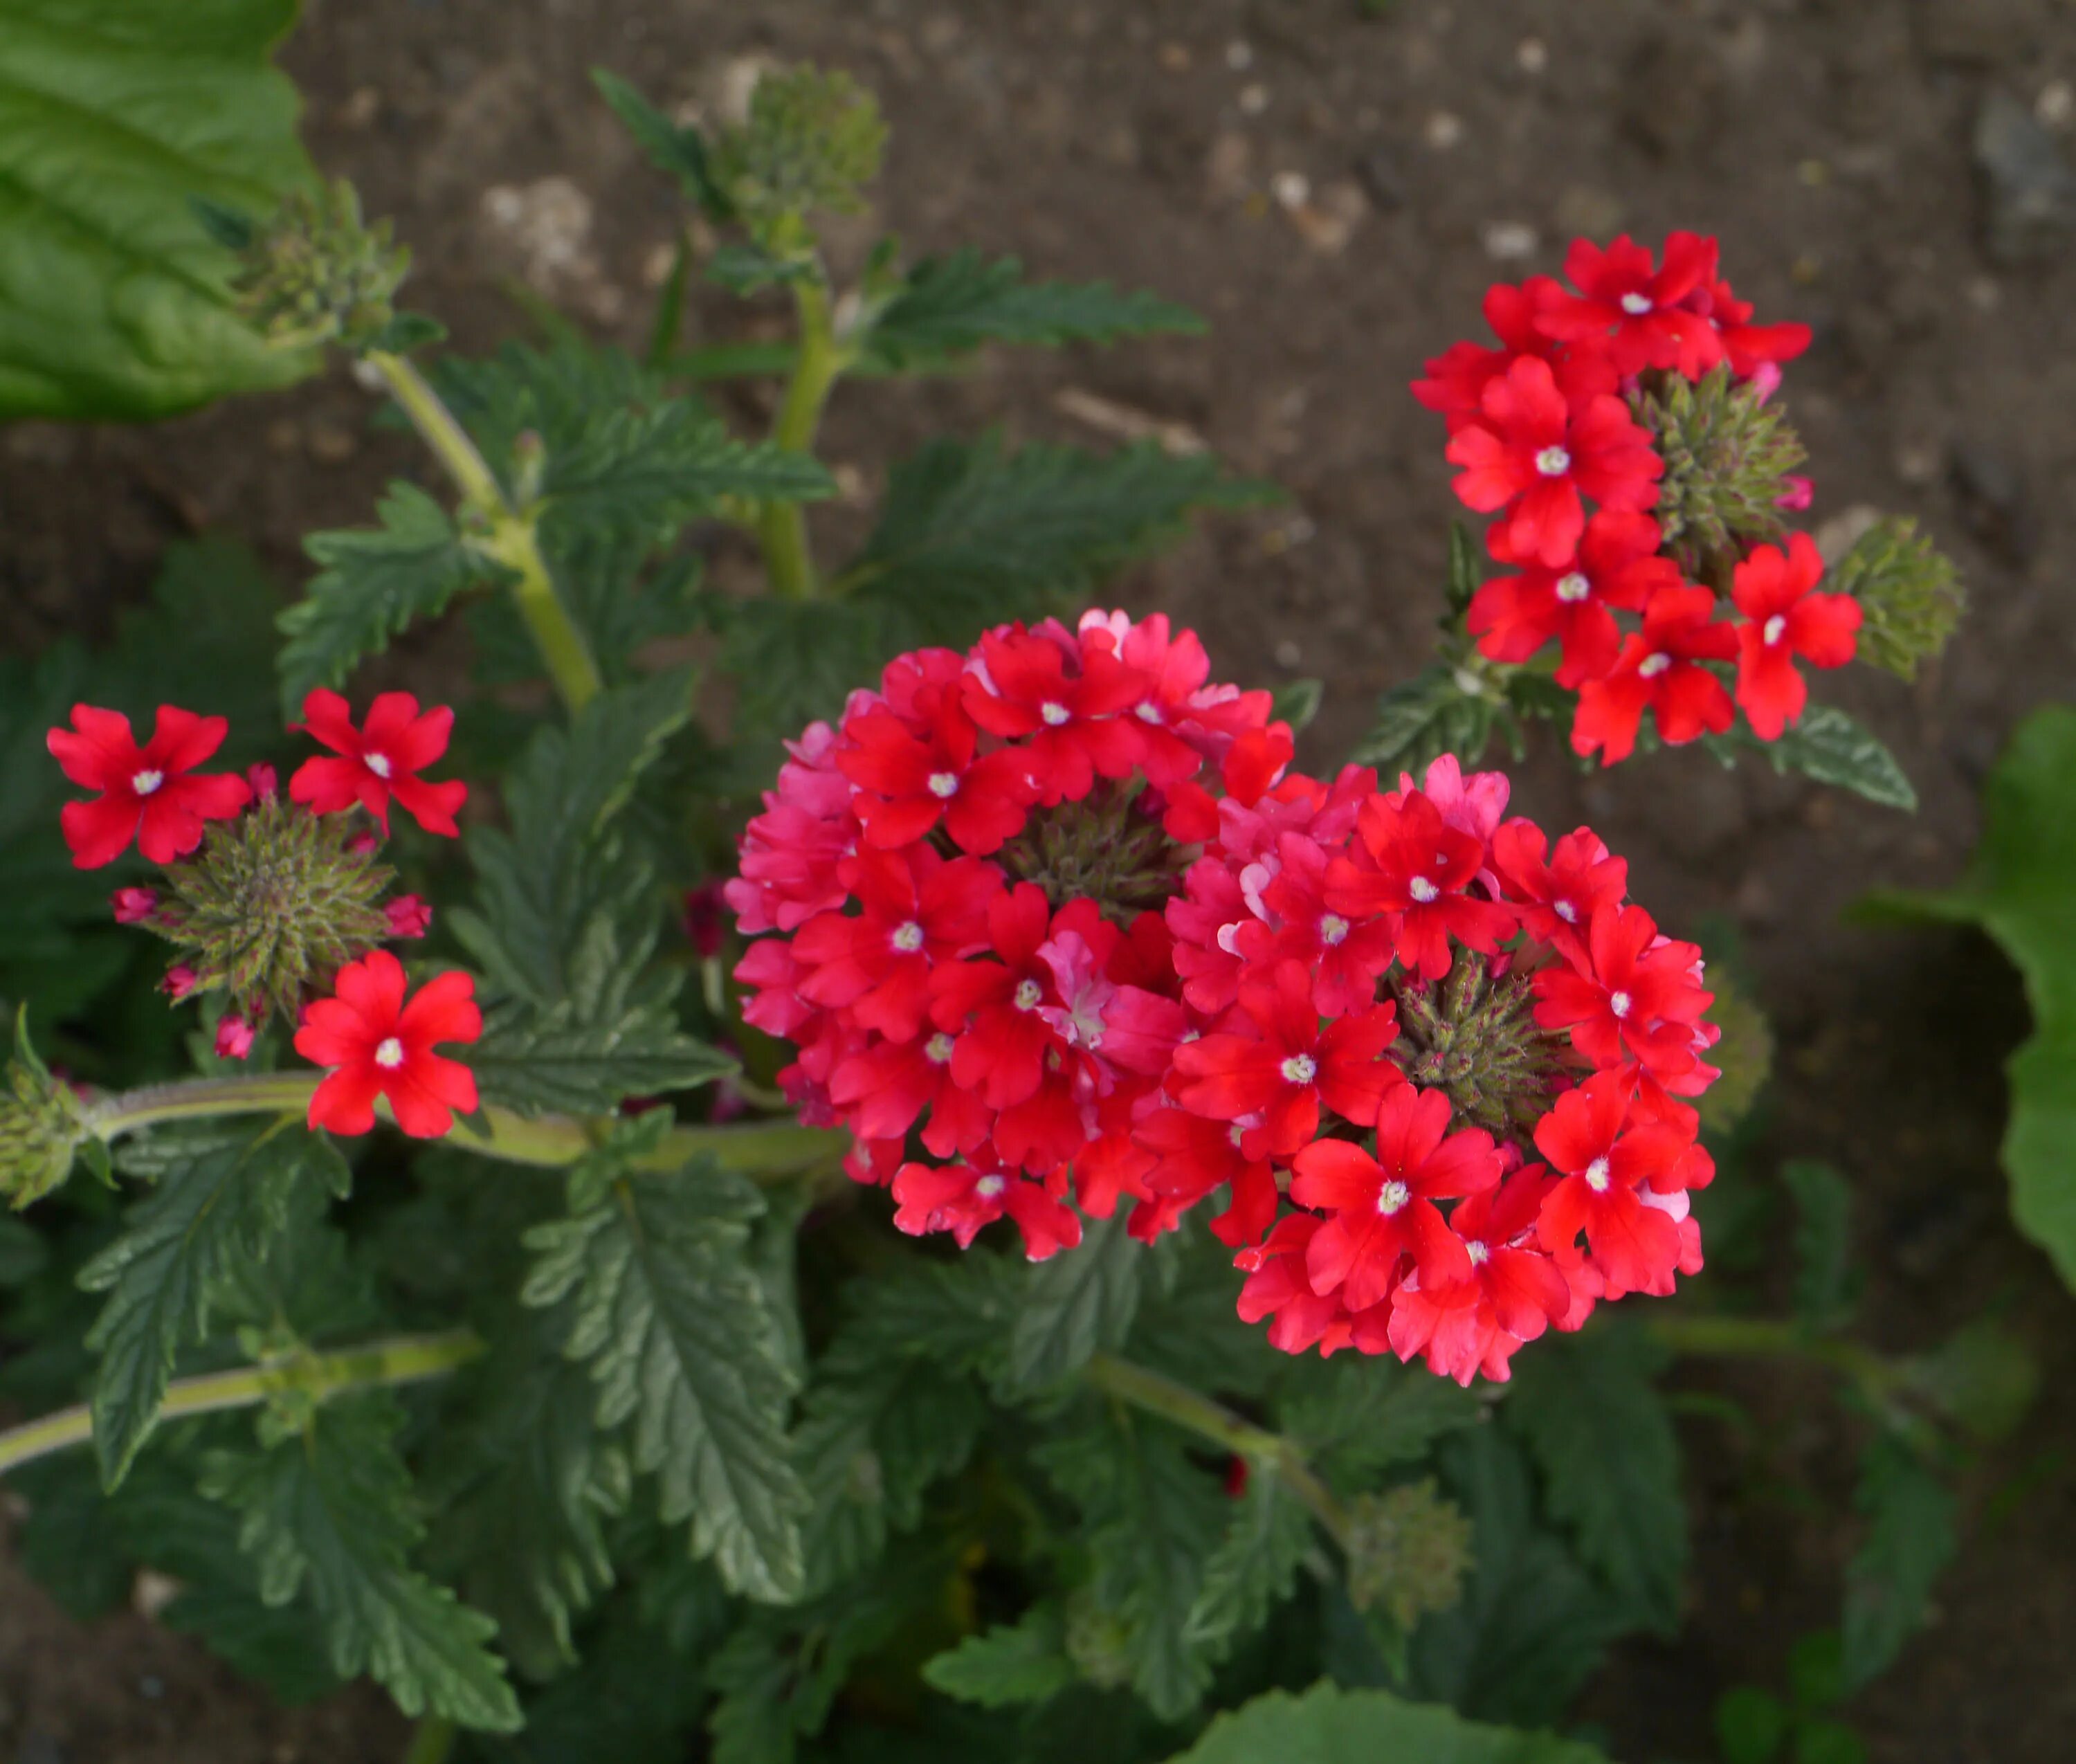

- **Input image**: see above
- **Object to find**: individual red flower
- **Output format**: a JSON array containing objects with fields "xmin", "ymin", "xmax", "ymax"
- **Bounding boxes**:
[
  {"xmin": 1169, "ymin": 958, "xmax": 1403, "ymax": 1158},
  {"xmin": 1468, "ymin": 510, "xmax": 1682, "ymax": 686},
  {"xmin": 1536, "ymin": 232, "xmax": 1724, "ymax": 379},
  {"xmin": 1289, "ymin": 1084, "xmax": 1502, "ymax": 1311},
  {"xmin": 111, "ymin": 886, "xmax": 160, "ymax": 925},
  {"xmin": 214, "ymin": 1012, "xmax": 256, "ymax": 1062},
  {"xmin": 1412, "ymin": 274, "xmax": 1576, "ymax": 432},
  {"xmin": 836, "ymin": 691, "xmax": 1035, "ymax": 855},
  {"xmin": 891, "ymin": 1158, "xmax": 1082, "ymax": 1260},
  {"xmin": 1686, "ymin": 271, "xmax": 1814, "ymax": 381},
  {"xmin": 293, "ymin": 949, "xmax": 481, "ymax": 1138},
  {"xmin": 1570, "ymin": 585, "xmax": 1738, "ymax": 765},
  {"xmin": 961, "ymin": 625, "xmax": 1151, "ymax": 804},
  {"xmin": 792, "ymin": 846, "xmax": 1000, "ymax": 1042},
  {"xmin": 1531, "ymin": 1071, "xmax": 1690, "ymax": 1291},
  {"xmin": 1490, "ymin": 821, "xmax": 1627, "ymax": 963},
  {"xmin": 1235, "ymin": 1214, "xmax": 1355, "ymax": 1356},
  {"xmin": 828, "ymin": 1029, "xmax": 991, "ymax": 1155},
  {"xmin": 47, "ymin": 704, "xmax": 251, "ymax": 869},
  {"xmin": 1078, "ymin": 610, "xmax": 1273, "ymax": 785},
  {"xmin": 1444, "ymin": 355, "xmax": 1664, "ymax": 569},
  {"xmin": 1133, "ymin": 1105, "xmax": 1280, "ymax": 1247},
  {"xmin": 1237, "ymin": 832, "xmax": 1399, "ymax": 1016},
  {"xmin": 1324, "ymin": 792, "xmax": 1516, "ymax": 983},
  {"xmin": 1531, "ymin": 904, "xmax": 1713, "ymax": 1083},
  {"xmin": 1731, "ymin": 533, "xmax": 1863, "ymax": 740},
  {"xmin": 290, "ymin": 689, "xmax": 468, "ymax": 837}
]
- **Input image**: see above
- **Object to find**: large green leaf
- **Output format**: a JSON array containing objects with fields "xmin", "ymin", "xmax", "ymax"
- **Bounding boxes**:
[
  {"xmin": 0, "ymin": 0, "xmax": 318, "ymax": 418},
  {"xmin": 1840, "ymin": 1435, "xmax": 1956, "ymax": 1689},
  {"xmin": 1165, "ymin": 1681, "xmax": 1610, "ymax": 1764},
  {"xmin": 1002, "ymin": 1208, "xmax": 1144, "ymax": 1394},
  {"xmin": 1860, "ymin": 706, "xmax": 2076, "ymax": 1287}
]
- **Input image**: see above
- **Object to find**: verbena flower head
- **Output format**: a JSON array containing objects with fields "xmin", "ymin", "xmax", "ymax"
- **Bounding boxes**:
[{"xmin": 733, "ymin": 617, "xmax": 1720, "ymax": 1385}]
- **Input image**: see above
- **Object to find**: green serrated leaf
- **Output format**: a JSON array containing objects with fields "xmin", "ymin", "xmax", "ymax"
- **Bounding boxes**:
[
  {"xmin": 705, "ymin": 241, "xmax": 817, "ymax": 295},
  {"xmin": 1185, "ymin": 1471, "xmax": 1315, "ymax": 1657},
  {"xmin": 1271, "ymin": 678, "xmax": 1324, "ymax": 734},
  {"xmin": 1410, "ymin": 1428, "xmax": 1629, "ymax": 1725},
  {"xmin": 1781, "ymin": 1160, "xmax": 1858, "ymax": 1333},
  {"xmin": 592, "ymin": 69, "xmax": 731, "ymax": 218},
  {"xmin": 842, "ymin": 435, "xmax": 1271, "ymax": 648},
  {"xmin": 719, "ymin": 596, "xmax": 890, "ymax": 742},
  {"xmin": 522, "ymin": 1147, "xmax": 808, "ymax": 1602},
  {"xmin": 1445, "ymin": 522, "xmax": 1485, "ymax": 618},
  {"xmin": 277, "ymin": 482, "xmax": 498, "ymax": 719},
  {"xmin": 1707, "ymin": 704, "xmax": 1916, "ymax": 810},
  {"xmin": 1038, "ymin": 1402, "xmax": 1227, "ymax": 1720},
  {"xmin": 1278, "ymin": 1354, "xmax": 1482, "ymax": 1491},
  {"xmin": 1901, "ymin": 1319, "xmax": 2038, "ymax": 1443},
  {"xmin": 1840, "ymin": 1435, "xmax": 1956, "ymax": 1690},
  {"xmin": 1164, "ymin": 1680, "xmax": 1613, "ymax": 1764},
  {"xmin": 1502, "ymin": 1322, "xmax": 1685, "ymax": 1635},
  {"xmin": 1351, "ymin": 659, "xmax": 1500, "ymax": 777},
  {"xmin": 0, "ymin": 0, "xmax": 319, "ymax": 419},
  {"xmin": 923, "ymin": 1604, "xmax": 1079, "ymax": 1709},
  {"xmin": 470, "ymin": 997, "xmax": 735, "ymax": 1118},
  {"xmin": 1003, "ymin": 1208, "xmax": 1144, "ymax": 1394},
  {"xmin": 80, "ymin": 1121, "xmax": 349, "ymax": 1486},
  {"xmin": 1857, "ymin": 707, "xmax": 2076, "ymax": 1289},
  {"xmin": 867, "ymin": 249, "xmax": 1203, "ymax": 367},
  {"xmin": 202, "ymin": 1392, "xmax": 521, "ymax": 1729}
]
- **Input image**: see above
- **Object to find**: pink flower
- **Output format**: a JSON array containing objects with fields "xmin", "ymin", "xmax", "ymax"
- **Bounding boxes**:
[{"xmin": 385, "ymin": 895, "xmax": 434, "ymax": 940}]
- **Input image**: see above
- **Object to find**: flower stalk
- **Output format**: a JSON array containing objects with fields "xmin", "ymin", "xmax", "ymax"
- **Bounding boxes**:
[
  {"xmin": 756, "ymin": 277, "xmax": 849, "ymax": 600},
  {"xmin": 0, "ymin": 1329, "xmax": 484, "ymax": 1477}
]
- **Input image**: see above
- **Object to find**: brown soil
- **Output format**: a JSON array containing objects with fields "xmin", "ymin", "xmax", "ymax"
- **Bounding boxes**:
[{"xmin": 5, "ymin": 1, "xmax": 2075, "ymax": 1758}]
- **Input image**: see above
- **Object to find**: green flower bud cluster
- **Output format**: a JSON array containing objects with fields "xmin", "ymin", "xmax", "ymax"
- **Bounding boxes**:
[
  {"xmin": 1002, "ymin": 782, "xmax": 1194, "ymax": 923},
  {"xmin": 229, "ymin": 179, "xmax": 410, "ymax": 353},
  {"xmin": 1390, "ymin": 951, "xmax": 1578, "ymax": 1140},
  {"xmin": 1341, "ymin": 1479, "xmax": 1474, "ymax": 1630},
  {"xmin": 1631, "ymin": 365, "xmax": 1808, "ymax": 582},
  {"xmin": 1826, "ymin": 516, "xmax": 1965, "ymax": 682},
  {"xmin": 0, "ymin": 1010, "xmax": 89, "ymax": 1210},
  {"xmin": 710, "ymin": 66, "xmax": 888, "ymax": 252},
  {"xmin": 1695, "ymin": 965, "xmax": 1772, "ymax": 1138},
  {"xmin": 147, "ymin": 796, "xmax": 395, "ymax": 1030}
]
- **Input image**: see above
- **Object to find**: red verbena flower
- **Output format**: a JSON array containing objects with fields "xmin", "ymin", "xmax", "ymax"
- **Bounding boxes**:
[
  {"xmin": 290, "ymin": 690, "xmax": 468, "ymax": 837},
  {"xmin": 1468, "ymin": 510, "xmax": 1681, "ymax": 687},
  {"xmin": 1571, "ymin": 584, "xmax": 1738, "ymax": 765},
  {"xmin": 1535, "ymin": 231, "xmax": 1724, "ymax": 379},
  {"xmin": 1731, "ymin": 533, "xmax": 1862, "ymax": 740},
  {"xmin": 48, "ymin": 704, "xmax": 251, "ymax": 869},
  {"xmin": 293, "ymin": 949, "xmax": 481, "ymax": 1138}
]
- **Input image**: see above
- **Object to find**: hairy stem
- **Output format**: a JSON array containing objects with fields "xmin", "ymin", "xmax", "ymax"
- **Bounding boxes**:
[
  {"xmin": 1648, "ymin": 1313, "xmax": 1902, "ymax": 1396},
  {"xmin": 403, "ymin": 1718, "xmax": 459, "ymax": 1764},
  {"xmin": 1083, "ymin": 1351, "xmax": 1349, "ymax": 1547},
  {"xmin": 0, "ymin": 1329, "xmax": 484, "ymax": 1477},
  {"xmin": 79, "ymin": 1072, "xmax": 844, "ymax": 1182},
  {"xmin": 364, "ymin": 349, "xmax": 602, "ymax": 712},
  {"xmin": 756, "ymin": 278, "xmax": 845, "ymax": 600}
]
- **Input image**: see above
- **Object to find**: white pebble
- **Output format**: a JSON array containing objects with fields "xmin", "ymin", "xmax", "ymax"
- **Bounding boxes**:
[
  {"xmin": 1226, "ymin": 39, "xmax": 1255, "ymax": 71},
  {"xmin": 1516, "ymin": 37, "xmax": 1548, "ymax": 74},
  {"xmin": 1239, "ymin": 82, "xmax": 1270, "ymax": 115},
  {"xmin": 1425, "ymin": 110, "xmax": 1464, "ymax": 150},
  {"xmin": 1271, "ymin": 171, "xmax": 1311, "ymax": 211},
  {"xmin": 1482, "ymin": 220, "xmax": 1540, "ymax": 262},
  {"xmin": 1274, "ymin": 639, "xmax": 1303, "ymax": 669},
  {"xmin": 2038, "ymin": 80, "xmax": 2075, "ymax": 129}
]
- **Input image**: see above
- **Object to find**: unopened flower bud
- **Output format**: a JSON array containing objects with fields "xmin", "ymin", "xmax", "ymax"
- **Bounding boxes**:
[
  {"xmin": 215, "ymin": 1013, "xmax": 257, "ymax": 1062},
  {"xmin": 0, "ymin": 1010, "xmax": 89, "ymax": 1210},
  {"xmin": 1342, "ymin": 1480, "xmax": 1474, "ymax": 1630},
  {"xmin": 247, "ymin": 763, "xmax": 279, "ymax": 801},
  {"xmin": 111, "ymin": 886, "xmax": 158, "ymax": 925},
  {"xmin": 348, "ymin": 831, "xmax": 381, "ymax": 858},
  {"xmin": 1631, "ymin": 365, "xmax": 1808, "ymax": 580},
  {"xmin": 161, "ymin": 965, "xmax": 199, "ymax": 1001},
  {"xmin": 709, "ymin": 64, "xmax": 888, "ymax": 251},
  {"xmin": 1827, "ymin": 515, "xmax": 1965, "ymax": 682},
  {"xmin": 385, "ymin": 894, "xmax": 433, "ymax": 940},
  {"xmin": 228, "ymin": 179, "xmax": 410, "ymax": 354}
]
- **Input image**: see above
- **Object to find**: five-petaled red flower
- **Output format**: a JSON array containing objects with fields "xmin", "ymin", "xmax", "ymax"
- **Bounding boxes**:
[
  {"xmin": 1570, "ymin": 585, "xmax": 1738, "ymax": 765},
  {"xmin": 1535, "ymin": 232, "xmax": 1724, "ymax": 379},
  {"xmin": 290, "ymin": 690, "xmax": 468, "ymax": 837},
  {"xmin": 1731, "ymin": 534, "xmax": 1862, "ymax": 740},
  {"xmin": 1531, "ymin": 1071, "xmax": 1691, "ymax": 1291},
  {"xmin": 294, "ymin": 949, "xmax": 482, "ymax": 1138},
  {"xmin": 1468, "ymin": 510, "xmax": 1682, "ymax": 687},
  {"xmin": 48, "ymin": 704, "xmax": 251, "ymax": 869},
  {"xmin": 1324, "ymin": 792, "xmax": 1517, "ymax": 982}
]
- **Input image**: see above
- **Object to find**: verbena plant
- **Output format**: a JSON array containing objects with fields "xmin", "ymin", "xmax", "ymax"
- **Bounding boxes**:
[{"xmin": 0, "ymin": 60, "xmax": 2014, "ymax": 1764}]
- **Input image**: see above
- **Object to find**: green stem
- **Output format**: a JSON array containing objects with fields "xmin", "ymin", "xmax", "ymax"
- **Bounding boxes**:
[
  {"xmin": 1084, "ymin": 1352, "xmax": 1349, "ymax": 1547},
  {"xmin": 404, "ymin": 1718, "xmax": 459, "ymax": 1764},
  {"xmin": 363, "ymin": 349, "xmax": 602, "ymax": 713},
  {"xmin": 756, "ymin": 278, "xmax": 846, "ymax": 600},
  {"xmin": 0, "ymin": 1329, "xmax": 484, "ymax": 1477},
  {"xmin": 1648, "ymin": 1313, "xmax": 1901, "ymax": 1397},
  {"xmin": 79, "ymin": 1072, "xmax": 844, "ymax": 1183}
]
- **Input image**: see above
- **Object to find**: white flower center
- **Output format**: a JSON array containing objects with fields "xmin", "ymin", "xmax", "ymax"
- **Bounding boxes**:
[
  {"xmin": 1620, "ymin": 291, "xmax": 1654, "ymax": 315},
  {"xmin": 925, "ymin": 1033, "xmax": 956, "ymax": 1064},
  {"xmin": 363, "ymin": 751, "xmax": 393, "ymax": 780},
  {"xmin": 1637, "ymin": 652, "xmax": 1672, "ymax": 679},
  {"xmin": 927, "ymin": 771, "xmax": 960, "ymax": 799},
  {"xmin": 373, "ymin": 1037, "xmax": 406, "ymax": 1070},
  {"xmin": 1555, "ymin": 899, "xmax": 1579, "ymax": 923},
  {"xmin": 1608, "ymin": 990, "xmax": 1632, "ymax": 1019},
  {"xmin": 974, "ymin": 1174, "xmax": 1007, "ymax": 1199},
  {"xmin": 1376, "ymin": 1179, "xmax": 1411, "ymax": 1215},
  {"xmin": 1134, "ymin": 702, "xmax": 1163, "ymax": 723},
  {"xmin": 1228, "ymin": 1122, "xmax": 1247, "ymax": 1149},
  {"xmin": 130, "ymin": 768, "xmax": 164, "ymax": 797},
  {"xmin": 890, "ymin": 920, "xmax": 925, "ymax": 954},
  {"xmin": 1556, "ymin": 572, "xmax": 1592, "ymax": 603},
  {"xmin": 1280, "ymin": 1053, "xmax": 1318, "ymax": 1085},
  {"xmin": 1039, "ymin": 701, "xmax": 1071, "ymax": 727},
  {"xmin": 1013, "ymin": 979, "xmax": 1043, "ymax": 1011},
  {"xmin": 1318, "ymin": 913, "xmax": 1350, "ymax": 947},
  {"xmin": 1534, "ymin": 445, "xmax": 1572, "ymax": 477},
  {"xmin": 1408, "ymin": 876, "xmax": 1439, "ymax": 904},
  {"xmin": 1763, "ymin": 614, "xmax": 1788, "ymax": 646},
  {"xmin": 1584, "ymin": 1156, "xmax": 1612, "ymax": 1192},
  {"xmin": 1466, "ymin": 1239, "xmax": 1491, "ymax": 1265}
]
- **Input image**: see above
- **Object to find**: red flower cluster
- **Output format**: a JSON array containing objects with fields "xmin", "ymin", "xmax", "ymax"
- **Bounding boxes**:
[
  {"xmin": 49, "ymin": 693, "xmax": 479, "ymax": 1137},
  {"xmin": 1416, "ymin": 233, "xmax": 1861, "ymax": 765},
  {"xmin": 733, "ymin": 619, "xmax": 1722, "ymax": 1385}
]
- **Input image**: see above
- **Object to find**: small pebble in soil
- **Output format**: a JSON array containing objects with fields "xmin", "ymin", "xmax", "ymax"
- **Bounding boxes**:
[
  {"xmin": 2039, "ymin": 80, "xmax": 2075, "ymax": 130},
  {"xmin": 1238, "ymin": 83, "xmax": 1269, "ymax": 116},
  {"xmin": 1271, "ymin": 171, "xmax": 1311, "ymax": 211},
  {"xmin": 1973, "ymin": 88, "xmax": 2076, "ymax": 266},
  {"xmin": 1273, "ymin": 639, "xmax": 1302, "ymax": 669},
  {"xmin": 1481, "ymin": 221, "xmax": 1539, "ymax": 262},
  {"xmin": 1424, "ymin": 110, "xmax": 1463, "ymax": 150},
  {"xmin": 1158, "ymin": 42, "xmax": 1190, "ymax": 73},
  {"xmin": 1226, "ymin": 39, "xmax": 1253, "ymax": 71},
  {"xmin": 1515, "ymin": 37, "xmax": 1547, "ymax": 75}
]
